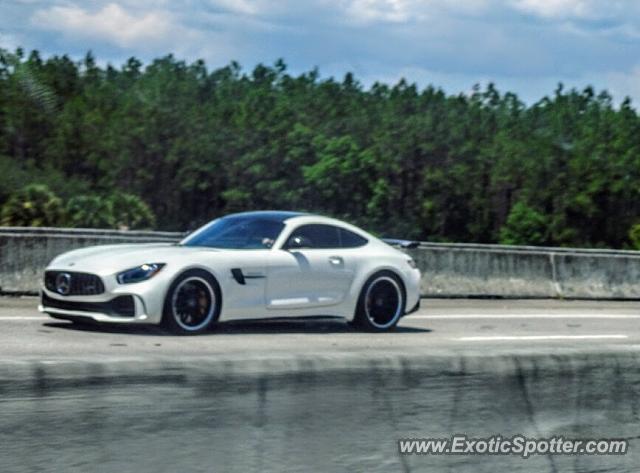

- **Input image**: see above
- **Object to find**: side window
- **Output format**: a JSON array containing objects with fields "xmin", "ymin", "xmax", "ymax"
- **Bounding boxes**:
[
  {"xmin": 339, "ymin": 228, "xmax": 368, "ymax": 248},
  {"xmin": 285, "ymin": 224, "xmax": 341, "ymax": 249}
]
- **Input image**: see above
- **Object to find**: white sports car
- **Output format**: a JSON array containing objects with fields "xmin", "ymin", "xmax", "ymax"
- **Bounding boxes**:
[{"xmin": 39, "ymin": 211, "xmax": 421, "ymax": 333}]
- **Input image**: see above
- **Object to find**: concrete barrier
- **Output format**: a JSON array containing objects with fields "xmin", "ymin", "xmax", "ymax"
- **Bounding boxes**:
[
  {"xmin": 3, "ymin": 226, "xmax": 640, "ymax": 299},
  {"xmin": 408, "ymin": 242, "xmax": 640, "ymax": 299},
  {"xmin": 0, "ymin": 351, "xmax": 638, "ymax": 472},
  {"xmin": 0, "ymin": 227, "xmax": 181, "ymax": 294}
]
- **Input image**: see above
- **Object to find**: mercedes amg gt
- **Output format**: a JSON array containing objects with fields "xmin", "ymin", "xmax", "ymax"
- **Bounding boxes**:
[{"xmin": 39, "ymin": 211, "xmax": 421, "ymax": 333}]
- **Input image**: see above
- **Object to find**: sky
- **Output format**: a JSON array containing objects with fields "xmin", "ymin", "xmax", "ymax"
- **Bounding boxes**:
[{"xmin": 1, "ymin": 0, "xmax": 639, "ymax": 104}]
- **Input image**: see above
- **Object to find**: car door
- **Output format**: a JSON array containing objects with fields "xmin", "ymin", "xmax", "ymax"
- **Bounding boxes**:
[{"xmin": 265, "ymin": 224, "xmax": 356, "ymax": 310}]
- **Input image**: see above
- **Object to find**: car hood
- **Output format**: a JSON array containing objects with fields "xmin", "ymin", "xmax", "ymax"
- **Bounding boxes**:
[{"xmin": 48, "ymin": 243, "xmax": 218, "ymax": 275}]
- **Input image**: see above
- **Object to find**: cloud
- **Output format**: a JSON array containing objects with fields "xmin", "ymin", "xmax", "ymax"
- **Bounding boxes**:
[
  {"xmin": 342, "ymin": 0, "xmax": 415, "ymax": 24},
  {"xmin": 210, "ymin": 0, "xmax": 262, "ymax": 15},
  {"xmin": 3, "ymin": 0, "xmax": 639, "ymax": 105},
  {"xmin": 508, "ymin": 0, "xmax": 639, "ymax": 24},
  {"xmin": 510, "ymin": 0, "xmax": 593, "ymax": 19},
  {"xmin": 605, "ymin": 66, "xmax": 640, "ymax": 104},
  {"xmin": 335, "ymin": 0, "xmax": 492, "ymax": 25},
  {"xmin": 31, "ymin": 3, "xmax": 174, "ymax": 48},
  {"xmin": 0, "ymin": 32, "xmax": 19, "ymax": 51}
]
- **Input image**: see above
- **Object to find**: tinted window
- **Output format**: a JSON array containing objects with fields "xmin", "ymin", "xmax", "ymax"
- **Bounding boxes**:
[
  {"xmin": 182, "ymin": 217, "xmax": 284, "ymax": 249},
  {"xmin": 339, "ymin": 228, "xmax": 368, "ymax": 248},
  {"xmin": 285, "ymin": 224, "xmax": 341, "ymax": 249}
]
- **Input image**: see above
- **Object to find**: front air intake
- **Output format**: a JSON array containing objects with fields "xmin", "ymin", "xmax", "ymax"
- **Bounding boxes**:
[{"xmin": 41, "ymin": 294, "xmax": 135, "ymax": 317}]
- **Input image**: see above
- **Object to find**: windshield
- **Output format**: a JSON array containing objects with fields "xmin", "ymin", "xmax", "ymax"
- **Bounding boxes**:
[{"xmin": 181, "ymin": 217, "xmax": 284, "ymax": 249}]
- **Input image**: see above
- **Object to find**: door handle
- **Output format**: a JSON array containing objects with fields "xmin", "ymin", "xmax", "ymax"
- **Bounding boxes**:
[{"xmin": 329, "ymin": 256, "xmax": 344, "ymax": 266}]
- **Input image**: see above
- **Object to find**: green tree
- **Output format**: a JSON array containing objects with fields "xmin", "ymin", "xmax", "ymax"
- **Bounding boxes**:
[
  {"xmin": 65, "ymin": 195, "xmax": 114, "ymax": 228},
  {"xmin": 628, "ymin": 223, "xmax": 640, "ymax": 250},
  {"xmin": 1, "ymin": 48, "xmax": 640, "ymax": 248},
  {"xmin": 108, "ymin": 193, "xmax": 156, "ymax": 229},
  {"xmin": 1, "ymin": 184, "xmax": 64, "ymax": 226},
  {"xmin": 499, "ymin": 202, "xmax": 548, "ymax": 246}
]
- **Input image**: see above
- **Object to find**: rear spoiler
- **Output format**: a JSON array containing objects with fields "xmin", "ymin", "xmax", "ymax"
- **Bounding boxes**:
[{"xmin": 382, "ymin": 238, "xmax": 420, "ymax": 249}]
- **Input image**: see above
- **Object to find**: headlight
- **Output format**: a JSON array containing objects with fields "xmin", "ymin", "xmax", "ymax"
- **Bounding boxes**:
[
  {"xmin": 406, "ymin": 258, "xmax": 417, "ymax": 269},
  {"xmin": 116, "ymin": 263, "xmax": 165, "ymax": 284}
]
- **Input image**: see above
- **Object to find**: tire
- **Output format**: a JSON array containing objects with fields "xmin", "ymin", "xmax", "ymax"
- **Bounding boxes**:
[
  {"xmin": 353, "ymin": 271, "xmax": 405, "ymax": 332},
  {"xmin": 161, "ymin": 269, "xmax": 221, "ymax": 335}
]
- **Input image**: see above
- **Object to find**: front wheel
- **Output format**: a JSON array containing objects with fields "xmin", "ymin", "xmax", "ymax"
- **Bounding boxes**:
[
  {"xmin": 162, "ymin": 269, "xmax": 221, "ymax": 334},
  {"xmin": 353, "ymin": 271, "xmax": 405, "ymax": 332}
]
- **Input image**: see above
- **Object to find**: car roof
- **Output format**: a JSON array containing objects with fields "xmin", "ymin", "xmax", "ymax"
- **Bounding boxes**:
[
  {"xmin": 222, "ymin": 211, "xmax": 364, "ymax": 233},
  {"xmin": 223, "ymin": 210, "xmax": 311, "ymax": 223},
  {"xmin": 220, "ymin": 211, "xmax": 382, "ymax": 245},
  {"xmin": 279, "ymin": 214, "xmax": 377, "ymax": 238},
  {"xmin": 222, "ymin": 211, "xmax": 373, "ymax": 238}
]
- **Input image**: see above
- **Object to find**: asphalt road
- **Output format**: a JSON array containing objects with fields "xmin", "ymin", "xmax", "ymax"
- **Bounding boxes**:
[
  {"xmin": 2, "ymin": 297, "xmax": 640, "ymax": 473},
  {"xmin": 1, "ymin": 296, "xmax": 639, "ymax": 360}
]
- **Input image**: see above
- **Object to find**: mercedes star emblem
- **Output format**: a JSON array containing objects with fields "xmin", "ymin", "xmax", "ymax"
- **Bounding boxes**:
[{"xmin": 56, "ymin": 273, "xmax": 72, "ymax": 295}]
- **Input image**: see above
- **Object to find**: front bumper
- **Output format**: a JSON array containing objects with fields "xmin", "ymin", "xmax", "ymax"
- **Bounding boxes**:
[
  {"xmin": 39, "ymin": 289, "xmax": 151, "ymax": 324},
  {"xmin": 39, "ymin": 264, "xmax": 173, "ymax": 324},
  {"xmin": 405, "ymin": 298, "xmax": 420, "ymax": 316}
]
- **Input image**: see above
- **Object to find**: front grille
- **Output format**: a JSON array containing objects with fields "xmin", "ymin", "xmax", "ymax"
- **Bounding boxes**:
[
  {"xmin": 44, "ymin": 271, "xmax": 105, "ymax": 295},
  {"xmin": 41, "ymin": 293, "xmax": 135, "ymax": 317}
]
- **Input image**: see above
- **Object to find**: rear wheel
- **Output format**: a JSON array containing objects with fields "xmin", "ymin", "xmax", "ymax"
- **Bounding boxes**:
[
  {"xmin": 162, "ymin": 269, "xmax": 221, "ymax": 334},
  {"xmin": 353, "ymin": 271, "xmax": 405, "ymax": 332}
]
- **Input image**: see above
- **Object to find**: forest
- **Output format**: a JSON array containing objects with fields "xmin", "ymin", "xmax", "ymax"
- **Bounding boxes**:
[{"xmin": 1, "ymin": 47, "xmax": 640, "ymax": 249}]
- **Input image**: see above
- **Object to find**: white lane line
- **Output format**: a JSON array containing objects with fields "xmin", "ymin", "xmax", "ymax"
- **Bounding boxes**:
[
  {"xmin": 408, "ymin": 314, "xmax": 640, "ymax": 319},
  {"xmin": 0, "ymin": 316, "xmax": 46, "ymax": 321},
  {"xmin": 456, "ymin": 334, "xmax": 629, "ymax": 342}
]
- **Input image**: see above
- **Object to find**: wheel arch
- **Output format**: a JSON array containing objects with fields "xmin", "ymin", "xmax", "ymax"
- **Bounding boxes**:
[
  {"xmin": 163, "ymin": 264, "xmax": 224, "ymax": 300},
  {"xmin": 352, "ymin": 268, "xmax": 407, "ymax": 330},
  {"xmin": 364, "ymin": 268, "xmax": 407, "ymax": 308},
  {"xmin": 162, "ymin": 266, "xmax": 224, "ymax": 325},
  {"xmin": 345, "ymin": 265, "xmax": 407, "ymax": 321}
]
